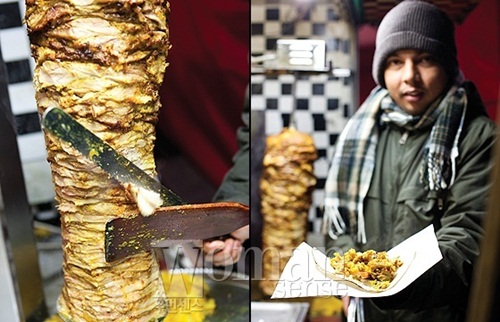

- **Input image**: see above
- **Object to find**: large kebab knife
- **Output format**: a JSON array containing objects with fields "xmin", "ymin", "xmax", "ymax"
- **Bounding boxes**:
[{"xmin": 42, "ymin": 107, "xmax": 249, "ymax": 262}]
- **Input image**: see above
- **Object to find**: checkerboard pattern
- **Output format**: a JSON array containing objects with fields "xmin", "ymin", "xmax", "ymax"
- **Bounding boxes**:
[
  {"xmin": 0, "ymin": 0, "xmax": 55, "ymax": 206},
  {"xmin": 251, "ymin": 1, "xmax": 357, "ymax": 233}
]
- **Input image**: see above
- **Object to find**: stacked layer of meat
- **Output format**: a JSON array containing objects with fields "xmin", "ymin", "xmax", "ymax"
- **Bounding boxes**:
[
  {"xmin": 259, "ymin": 127, "xmax": 317, "ymax": 296},
  {"xmin": 25, "ymin": 0, "xmax": 170, "ymax": 320}
]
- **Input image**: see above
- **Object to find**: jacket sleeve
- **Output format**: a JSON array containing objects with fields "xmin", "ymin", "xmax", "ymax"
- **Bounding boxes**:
[
  {"xmin": 374, "ymin": 113, "xmax": 497, "ymax": 311},
  {"xmin": 212, "ymin": 88, "xmax": 249, "ymax": 206}
]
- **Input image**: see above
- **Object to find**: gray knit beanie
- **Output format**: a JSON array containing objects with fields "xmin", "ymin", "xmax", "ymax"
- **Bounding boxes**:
[{"xmin": 372, "ymin": 0, "xmax": 458, "ymax": 88}]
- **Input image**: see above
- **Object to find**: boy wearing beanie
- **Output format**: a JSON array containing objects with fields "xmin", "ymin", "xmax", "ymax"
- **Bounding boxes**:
[{"xmin": 323, "ymin": 1, "xmax": 496, "ymax": 321}]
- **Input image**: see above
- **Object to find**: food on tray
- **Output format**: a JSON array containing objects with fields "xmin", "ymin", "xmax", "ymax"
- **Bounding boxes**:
[
  {"xmin": 329, "ymin": 249, "xmax": 403, "ymax": 290},
  {"xmin": 259, "ymin": 127, "xmax": 318, "ymax": 296},
  {"xmin": 161, "ymin": 271, "xmax": 216, "ymax": 322},
  {"xmin": 26, "ymin": 0, "xmax": 171, "ymax": 319}
]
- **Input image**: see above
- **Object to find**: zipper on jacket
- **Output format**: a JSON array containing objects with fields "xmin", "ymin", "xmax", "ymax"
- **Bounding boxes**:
[
  {"xmin": 399, "ymin": 131, "xmax": 409, "ymax": 145},
  {"xmin": 389, "ymin": 130, "xmax": 409, "ymax": 245},
  {"xmin": 438, "ymin": 196, "xmax": 444, "ymax": 211}
]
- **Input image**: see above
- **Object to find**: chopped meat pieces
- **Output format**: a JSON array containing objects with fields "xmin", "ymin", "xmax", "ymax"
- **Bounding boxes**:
[{"xmin": 330, "ymin": 249, "xmax": 403, "ymax": 290}]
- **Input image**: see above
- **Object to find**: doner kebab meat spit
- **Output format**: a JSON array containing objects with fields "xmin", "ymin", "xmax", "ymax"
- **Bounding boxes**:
[
  {"xmin": 259, "ymin": 127, "xmax": 318, "ymax": 296},
  {"xmin": 26, "ymin": 0, "xmax": 171, "ymax": 320}
]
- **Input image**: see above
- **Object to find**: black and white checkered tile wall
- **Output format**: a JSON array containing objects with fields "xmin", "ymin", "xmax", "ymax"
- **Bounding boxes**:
[
  {"xmin": 0, "ymin": 0, "xmax": 55, "ymax": 206},
  {"xmin": 251, "ymin": 1, "xmax": 358, "ymax": 233}
]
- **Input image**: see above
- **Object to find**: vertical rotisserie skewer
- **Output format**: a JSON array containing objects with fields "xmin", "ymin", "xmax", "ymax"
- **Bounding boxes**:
[
  {"xmin": 25, "ymin": 0, "xmax": 171, "ymax": 320},
  {"xmin": 259, "ymin": 127, "xmax": 318, "ymax": 296}
]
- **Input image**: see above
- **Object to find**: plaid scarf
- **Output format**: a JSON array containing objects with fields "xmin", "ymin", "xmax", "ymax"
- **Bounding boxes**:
[{"xmin": 323, "ymin": 84, "xmax": 467, "ymax": 243}]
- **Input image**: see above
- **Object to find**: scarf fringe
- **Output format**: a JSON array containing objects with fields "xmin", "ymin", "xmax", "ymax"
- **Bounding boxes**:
[
  {"xmin": 323, "ymin": 204, "xmax": 367, "ymax": 243},
  {"xmin": 323, "ymin": 204, "xmax": 346, "ymax": 240},
  {"xmin": 357, "ymin": 208, "xmax": 367, "ymax": 244},
  {"xmin": 423, "ymin": 152, "xmax": 449, "ymax": 190}
]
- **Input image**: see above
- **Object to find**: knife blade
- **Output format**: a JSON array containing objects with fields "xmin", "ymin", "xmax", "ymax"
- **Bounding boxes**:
[
  {"xmin": 105, "ymin": 202, "xmax": 249, "ymax": 262},
  {"xmin": 41, "ymin": 107, "xmax": 184, "ymax": 207}
]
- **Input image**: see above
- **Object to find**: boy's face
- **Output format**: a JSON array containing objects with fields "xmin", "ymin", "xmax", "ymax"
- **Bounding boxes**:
[{"xmin": 384, "ymin": 49, "xmax": 449, "ymax": 116}]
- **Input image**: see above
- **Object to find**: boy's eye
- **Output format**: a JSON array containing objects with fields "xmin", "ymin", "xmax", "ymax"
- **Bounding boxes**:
[
  {"xmin": 386, "ymin": 58, "xmax": 402, "ymax": 67},
  {"xmin": 418, "ymin": 55, "xmax": 437, "ymax": 66}
]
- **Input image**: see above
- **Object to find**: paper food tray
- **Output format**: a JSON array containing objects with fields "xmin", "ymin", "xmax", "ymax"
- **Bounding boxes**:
[{"xmin": 271, "ymin": 225, "xmax": 442, "ymax": 299}]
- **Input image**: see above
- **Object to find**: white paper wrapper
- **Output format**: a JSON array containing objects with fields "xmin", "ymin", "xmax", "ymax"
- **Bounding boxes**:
[{"xmin": 271, "ymin": 225, "xmax": 442, "ymax": 299}]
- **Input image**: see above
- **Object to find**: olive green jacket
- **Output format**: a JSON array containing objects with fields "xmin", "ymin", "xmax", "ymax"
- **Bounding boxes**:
[{"xmin": 325, "ymin": 83, "xmax": 497, "ymax": 322}]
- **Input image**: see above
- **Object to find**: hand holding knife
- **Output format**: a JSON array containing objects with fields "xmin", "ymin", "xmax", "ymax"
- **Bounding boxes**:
[{"xmin": 42, "ymin": 107, "xmax": 249, "ymax": 262}]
